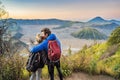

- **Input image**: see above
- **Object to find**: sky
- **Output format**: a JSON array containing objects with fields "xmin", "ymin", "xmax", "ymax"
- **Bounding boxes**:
[{"xmin": 2, "ymin": 0, "xmax": 120, "ymax": 21}]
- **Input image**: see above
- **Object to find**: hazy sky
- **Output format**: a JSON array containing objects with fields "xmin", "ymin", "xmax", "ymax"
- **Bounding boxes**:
[{"xmin": 2, "ymin": 0, "xmax": 120, "ymax": 21}]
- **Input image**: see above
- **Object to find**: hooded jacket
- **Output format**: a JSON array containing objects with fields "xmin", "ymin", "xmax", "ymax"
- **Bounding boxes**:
[{"xmin": 30, "ymin": 33, "xmax": 61, "ymax": 53}]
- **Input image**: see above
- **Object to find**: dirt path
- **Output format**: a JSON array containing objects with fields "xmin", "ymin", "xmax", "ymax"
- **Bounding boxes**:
[
  {"xmin": 64, "ymin": 72, "xmax": 116, "ymax": 80},
  {"xmin": 40, "ymin": 72, "xmax": 116, "ymax": 80}
]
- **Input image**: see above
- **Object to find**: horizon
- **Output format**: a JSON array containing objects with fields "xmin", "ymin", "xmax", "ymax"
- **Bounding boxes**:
[
  {"xmin": 2, "ymin": 0, "xmax": 120, "ymax": 21},
  {"xmin": 6, "ymin": 16, "xmax": 120, "ymax": 22}
]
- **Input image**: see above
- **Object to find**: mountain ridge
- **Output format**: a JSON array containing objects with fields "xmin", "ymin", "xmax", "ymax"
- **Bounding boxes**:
[
  {"xmin": 2, "ymin": 17, "xmax": 120, "ymax": 25},
  {"xmin": 88, "ymin": 16, "xmax": 120, "ymax": 25},
  {"xmin": 6, "ymin": 18, "xmax": 72, "ymax": 25},
  {"xmin": 88, "ymin": 16, "xmax": 107, "ymax": 23}
]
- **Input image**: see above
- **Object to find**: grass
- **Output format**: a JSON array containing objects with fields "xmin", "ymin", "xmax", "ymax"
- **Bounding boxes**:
[{"xmin": 0, "ymin": 54, "xmax": 26, "ymax": 80}]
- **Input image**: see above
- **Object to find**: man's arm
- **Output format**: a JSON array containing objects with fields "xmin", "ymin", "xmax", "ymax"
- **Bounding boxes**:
[{"xmin": 29, "ymin": 40, "xmax": 47, "ymax": 53}]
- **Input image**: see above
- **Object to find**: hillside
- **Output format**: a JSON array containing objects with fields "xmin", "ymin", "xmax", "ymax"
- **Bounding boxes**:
[
  {"xmin": 91, "ymin": 23, "xmax": 119, "ymax": 30},
  {"xmin": 71, "ymin": 27, "xmax": 107, "ymax": 40},
  {"xmin": 61, "ymin": 42, "xmax": 120, "ymax": 79},
  {"xmin": 53, "ymin": 22, "xmax": 74, "ymax": 29},
  {"xmin": 60, "ymin": 27, "xmax": 120, "ymax": 79},
  {"xmin": 109, "ymin": 20, "xmax": 120, "ymax": 25},
  {"xmin": 7, "ymin": 18, "xmax": 72, "ymax": 25}
]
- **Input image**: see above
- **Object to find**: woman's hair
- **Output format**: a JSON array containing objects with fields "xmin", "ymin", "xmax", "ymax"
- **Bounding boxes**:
[{"xmin": 36, "ymin": 33, "xmax": 44, "ymax": 43}]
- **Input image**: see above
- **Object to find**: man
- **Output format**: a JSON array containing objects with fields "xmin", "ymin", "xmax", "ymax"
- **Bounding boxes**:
[{"xmin": 30, "ymin": 28, "xmax": 63, "ymax": 80}]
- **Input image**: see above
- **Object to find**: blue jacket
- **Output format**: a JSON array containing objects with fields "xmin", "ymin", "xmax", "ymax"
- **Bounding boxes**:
[{"xmin": 30, "ymin": 33, "xmax": 61, "ymax": 53}]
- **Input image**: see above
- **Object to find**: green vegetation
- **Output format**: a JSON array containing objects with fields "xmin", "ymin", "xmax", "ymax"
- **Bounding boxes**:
[
  {"xmin": 0, "ymin": 54, "xmax": 26, "ymax": 80},
  {"xmin": 60, "ymin": 42, "xmax": 120, "ymax": 79},
  {"xmin": 71, "ymin": 27, "xmax": 107, "ymax": 40},
  {"xmin": 108, "ymin": 26, "xmax": 120, "ymax": 45}
]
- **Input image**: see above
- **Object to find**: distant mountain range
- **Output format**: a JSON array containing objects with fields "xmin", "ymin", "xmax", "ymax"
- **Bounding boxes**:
[
  {"xmin": 109, "ymin": 20, "xmax": 120, "ymax": 25},
  {"xmin": 2, "ymin": 17, "xmax": 120, "ymax": 40},
  {"xmin": 7, "ymin": 18, "xmax": 72, "ymax": 25},
  {"xmin": 2, "ymin": 17, "xmax": 119, "ymax": 26},
  {"xmin": 3, "ymin": 17, "xmax": 119, "ymax": 28},
  {"xmin": 91, "ymin": 22, "xmax": 119, "ymax": 30},
  {"xmin": 88, "ymin": 16, "xmax": 120, "ymax": 25}
]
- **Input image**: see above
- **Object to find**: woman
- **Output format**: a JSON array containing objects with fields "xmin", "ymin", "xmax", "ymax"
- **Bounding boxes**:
[{"xmin": 29, "ymin": 33, "xmax": 47, "ymax": 80}]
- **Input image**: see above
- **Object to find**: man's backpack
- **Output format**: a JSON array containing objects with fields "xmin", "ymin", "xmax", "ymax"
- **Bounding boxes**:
[
  {"xmin": 26, "ymin": 52, "xmax": 40, "ymax": 72},
  {"xmin": 48, "ymin": 40, "xmax": 61, "ymax": 62}
]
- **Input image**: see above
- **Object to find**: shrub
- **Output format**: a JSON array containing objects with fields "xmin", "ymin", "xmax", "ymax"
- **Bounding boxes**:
[
  {"xmin": 100, "ymin": 44, "xmax": 119, "ymax": 60},
  {"xmin": 61, "ymin": 56, "xmax": 73, "ymax": 77},
  {"xmin": 88, "ymin": 59, "xmax": 97, "ymax": 74},
  {"xmin": 108, "ymin": 27, "xmax": 120, "ymax": 45},
  {"xmin": 0, "ymin": 54, "xmax": 26, "ymax": 80},
  {"xmin": 113, "ymin": 64, "xmax": 120, "ymax": 79}
]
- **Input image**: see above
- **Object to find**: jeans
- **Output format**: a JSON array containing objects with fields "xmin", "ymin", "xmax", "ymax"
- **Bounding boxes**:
[
  {"xmin": 30, "ymin": 68, "xmax": 42, "ymax": 80},
  {"xmin": 48, "ymin": 61, "xmax": 63, "ymax": 80}
]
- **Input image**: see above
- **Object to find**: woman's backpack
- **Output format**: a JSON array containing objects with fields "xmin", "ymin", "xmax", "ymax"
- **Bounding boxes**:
[{"xmin": 26, "ymin": 52, "xmax": 40, "ymax": 72}]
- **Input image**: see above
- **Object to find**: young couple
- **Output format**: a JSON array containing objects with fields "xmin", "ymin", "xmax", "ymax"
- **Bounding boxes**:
[{"xmin": 29, "ymin": 28, "xmax": 63, "ymax": 80}]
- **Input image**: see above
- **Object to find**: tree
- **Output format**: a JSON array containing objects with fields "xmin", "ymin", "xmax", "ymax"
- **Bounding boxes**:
[
  {"xmin": 107, "ymin": 27, "xmax": 120, "ymax": 45},
  {"xmin": 0, "ymin": 1, "xmax": 27, "ymax": 80},
  {"xmin": 0, "ymin": 1, "xmax": 25, "ymax": 55},
  {"xmin": 0, "ymin": 1, "xmax": 9, "ymax": 54}
]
